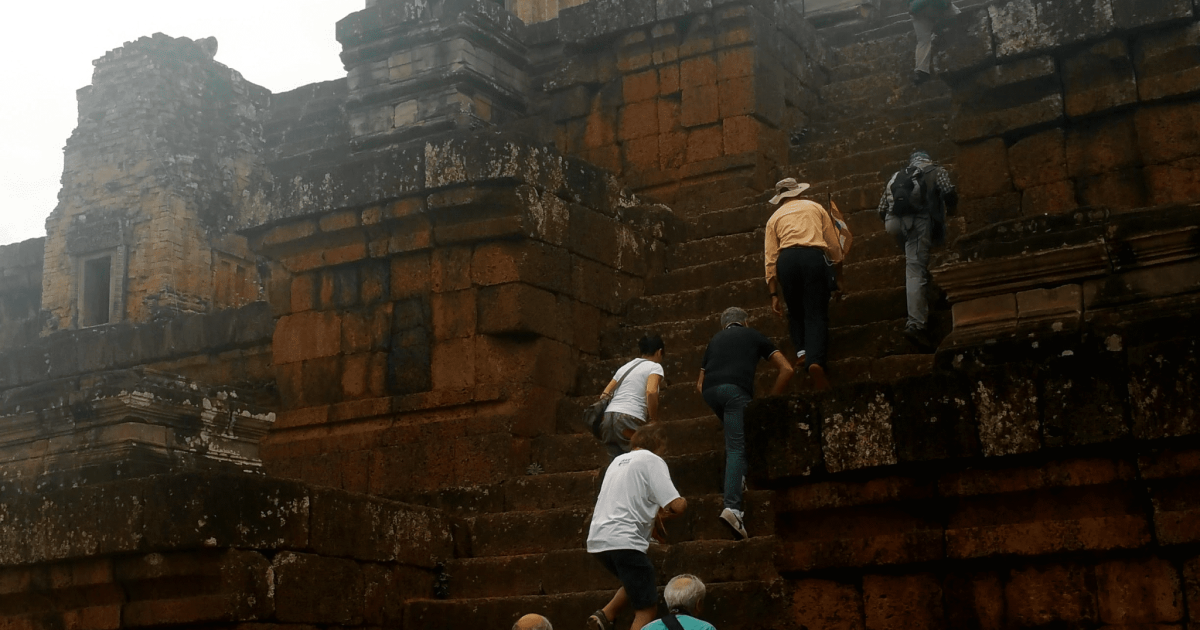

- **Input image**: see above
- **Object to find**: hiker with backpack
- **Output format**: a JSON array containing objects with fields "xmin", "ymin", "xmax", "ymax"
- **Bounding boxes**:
[
  {"xmin": 909, "ymin": 0, "xmax": 961, "ymax": 85},
  {"xmin": 764, "ymin": 178, "xmax": 845, "ymax": 390},
  {"xmin": 591, "ymin": 335, "xmax": 666, "ymax": 460},
  {"xmin": 878, "ymin": 150, "xmax": 958, "ymax": 348}
]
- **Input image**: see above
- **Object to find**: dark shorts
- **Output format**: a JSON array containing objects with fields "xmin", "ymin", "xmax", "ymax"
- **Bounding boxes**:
[{"xmin": 592, "ymin": 549, "xmax": 658, "ymax": 610}]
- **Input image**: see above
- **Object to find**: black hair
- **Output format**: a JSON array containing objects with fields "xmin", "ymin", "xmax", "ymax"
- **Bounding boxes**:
[{"xmin": 638, "ymin": 334, "xmax": 665, "ymax": 356}]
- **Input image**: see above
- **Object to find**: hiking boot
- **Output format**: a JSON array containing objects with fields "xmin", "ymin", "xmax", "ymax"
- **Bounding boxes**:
[
  {"xmin": 719, "ymin": 508, "xmax": 748, "ymax": 540},
  {"xmin": 911, "ymin": 70, "xmax": 932, "ymax": 85},
  {"xmin": 808, "ymin": 363, "xmax": 831, "ymax": 391}
]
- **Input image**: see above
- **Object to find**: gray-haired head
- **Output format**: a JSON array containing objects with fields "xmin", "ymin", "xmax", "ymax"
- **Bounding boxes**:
[
  {"xmin": 664, "ymin": 574, "xmax": 706, "ymax": 614},
  {"xmin": 909, "ymin": 150, "xmax": 932, "ymax": 165},
  {"xmin": 512, "ymin": 614, "xmax": 553, "ymax": 630},
  {"xmin": 720, "ymin": 307, "xmax": 748, "ymax": 329}
]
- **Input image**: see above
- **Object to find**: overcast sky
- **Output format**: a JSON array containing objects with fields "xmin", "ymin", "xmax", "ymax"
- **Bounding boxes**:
[{"xmin": 0, "ymin": 0, "xmax": 361, "ymax": 247}]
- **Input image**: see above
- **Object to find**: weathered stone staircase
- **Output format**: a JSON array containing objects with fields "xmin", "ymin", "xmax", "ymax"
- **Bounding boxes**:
[{"xmin": 402, "ymin": 3, "xmax": 993, "ymax": 626}]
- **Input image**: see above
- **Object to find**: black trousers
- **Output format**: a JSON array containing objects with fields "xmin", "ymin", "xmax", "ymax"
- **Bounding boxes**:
[{"xmin": 777, "ymin": 247, "xmax": 831, "ymax": 367}]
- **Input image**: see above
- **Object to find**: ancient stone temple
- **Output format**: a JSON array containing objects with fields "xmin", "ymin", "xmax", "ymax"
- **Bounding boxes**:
[{"xmin": 1, "ymin": 0, "xmax": 1198, "ymax": 627}]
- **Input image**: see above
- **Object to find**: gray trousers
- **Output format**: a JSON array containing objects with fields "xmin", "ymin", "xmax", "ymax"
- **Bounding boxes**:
[
  {"xmin": 885, "ymin": 214, "xmax": 933, "ymax": 330},
  {"xmin": 913, "ymin": 3, "xmax": 961, "ymax": 73}
]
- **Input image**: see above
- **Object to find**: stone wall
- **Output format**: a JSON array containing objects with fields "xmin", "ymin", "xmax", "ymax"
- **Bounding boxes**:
[
  {"xmin": 935, "ymin": 0, "xmax": 1200, "ymax": 234},
  {"xmin": 0, "ymin": 238, "xmax": 44, "ymax": 350},
  {"xmin": 749, "ymin": 277, "xmax": 1200, "ymax": 628},
  {"xmin": 252, "ymin": 130, "xmax": 680, "ymax": 502},
  {"xmin": 741, "ymin": 3, "xmax": 1200, "ymax": 627},
  {"xmin": 526, "ymin": 0, "xmax": 826, "ymax": 212},
  {"xmin": 0, "ymin": 473, "xmax": 453, "ymax": 629}
]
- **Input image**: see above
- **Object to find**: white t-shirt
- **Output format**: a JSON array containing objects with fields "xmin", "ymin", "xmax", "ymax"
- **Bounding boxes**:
[
  {"xmin": 605, "ymin": 359, "xmax": 665, "ymax": 420},
  {"xmin": 587, "ymin": 449, "xmax": 681, "ymax": 553}
]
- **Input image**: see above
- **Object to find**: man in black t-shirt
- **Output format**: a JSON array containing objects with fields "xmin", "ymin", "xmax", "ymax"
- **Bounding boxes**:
[{"xmin": 696, "ymin": 307, "xmax": 794, "ymax": 539}]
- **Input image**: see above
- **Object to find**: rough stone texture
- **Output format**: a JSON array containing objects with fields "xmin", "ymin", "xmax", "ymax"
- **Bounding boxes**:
[
  {"xmin": 1063, "ymin": 39, "xmax": 1137, "ymax": 118},
  {"xmin": 6, "ymin": 1, "xmax": 1200, "ymax": 628},
  {"xmin": 951, "ymin": 56, "xmax": 1063, "ymax": 142},
  {"xmin": 1136, "ymin": 21, "xmax": 1200, "ymax": 102},
  {"xmin": 0, "ymin": 238, "xmax": 44, "ymax": 351},
  {"xmin": 820, "ymin": 384, "xmax": 897, "ymax": 473},
  {"xmin": 863, "ymin": 574, "xmax": 945, "ymax": 630},
  {"xmin": 42, "ymin": 35, "xmax": 269, "ymax": 330},
  {"xmin": 970, "ymin": 365, "xmax": 1040, "ymax": 457},
  {"xmin": 989, "ymin": 0, "xmax": 1115, "ymax": 60},
  {"xmin": 789, "ymin": 579, "xmax": 864, "ymax": 630}
]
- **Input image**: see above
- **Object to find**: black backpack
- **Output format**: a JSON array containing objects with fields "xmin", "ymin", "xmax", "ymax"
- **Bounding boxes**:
[{"xmin": 890, "ymin": 165, "xmax": 931, "ymax": 216}]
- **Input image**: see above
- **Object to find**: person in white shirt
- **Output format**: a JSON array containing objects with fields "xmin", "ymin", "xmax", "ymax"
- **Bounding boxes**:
[
  {"xmin": 597, "ymin": 335, "xmax": 666, "ymax": 460},
  {"xmin": 586, "ymin": 424, "xmax": 688, "ymax": 630}
]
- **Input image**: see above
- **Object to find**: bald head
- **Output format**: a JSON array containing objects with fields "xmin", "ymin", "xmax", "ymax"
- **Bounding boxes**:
[{"xmin": 513, "ymin": 614, "xmax": 553, "ymax": 630}]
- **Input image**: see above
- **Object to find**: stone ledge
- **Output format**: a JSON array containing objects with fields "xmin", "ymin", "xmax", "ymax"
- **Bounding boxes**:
[
  {"xmin": 0, "ymin": 302, "xmax": 275, "ymax": 392},
  {"xmin": 0, "ymin": 472, "xmax": 454, "ymax": 567},
  {"xmin": 748, "ymin": 335, "xmax": 1200, "ymax": 484}
]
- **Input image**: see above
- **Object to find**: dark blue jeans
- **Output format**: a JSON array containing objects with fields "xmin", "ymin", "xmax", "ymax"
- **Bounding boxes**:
[
  {"xmin": 777, "ymin": 247, "xmax": 832, "ymax": 367},
  {"xmin": 703, "ymin": 383, "xmax": 751, "ymax": 513}
]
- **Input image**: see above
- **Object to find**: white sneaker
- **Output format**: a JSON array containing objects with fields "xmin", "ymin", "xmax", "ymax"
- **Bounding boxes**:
[{"xmin": 719, "ymin": 508, "xmax": 748, "ymax": 540}]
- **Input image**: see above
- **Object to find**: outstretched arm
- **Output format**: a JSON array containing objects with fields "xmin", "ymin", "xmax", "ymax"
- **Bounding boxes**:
[{"xmin": 768, "ymin": 351, "xmax": 794, "ymax": 396}]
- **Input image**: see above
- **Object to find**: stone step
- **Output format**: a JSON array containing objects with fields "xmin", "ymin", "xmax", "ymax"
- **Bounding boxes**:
[
  {"xmin": 646, "ymin": 254, "xmax": 763, "ymax": 296},
  {"xmin": 803, "ymin": 117, "xmax": 952, "ymax": 167},
  {"xmin": 829, "ymin": 317, "xmax": 913, "ymax": 360},
  {"xmin": 442, "ymin": 538, "xmax": 779, "ymax": 600},
  {"xmin": 461, "ymin": 490, "xmax": 775, "ymax": 558},
  {"xmin": 404, "ymin": 579, "xmax": 786, "ymax": 630},
  {"xmin": 598, "ymin": 306, "xmax": 786, "ymax": 361},
  {"xmin": 626, "ymin": 279, "xmax": 769, "ymax": 326},
  {"xmin": 845, "ymin": 208, "xmax": 885, "ymax": 238},
  {"xmin": 668, "ymin": 230, "xmax": 764, "ymax": 270},
  {"xmin": 847, "ymin": 229, "xmax": 904, "ymax": 264},
  {"xmin": 799, "ymin": 137, "xmax": 957, "ymax": 198},
  {"xmin": 819, "ymin": 71, "xmax": 906, "ymax": 105},
  {"xmin": 829, "ymin": 47, "xmax": 912, "ymax": 83},
  {"xmin": 686, "ymin": 202, "xmax": 775, "ymax": 241},
  {"xmin": 544, "ymin": 413, "xmax": 730, "ymax": 469},
  {"xmin": 829, "ymin": 32, "xmax": 912, "ymax": 68},
  {"xmin": 842, "ymin": 255, "xmax": 905, "ymax": 293},
  {"xmin": 826, "ymin": 352, "xmax": 937, "ymax": 387},
  {"xmin": 829, "ymin": 286, "xmax": 908, "ymax": 327},
  {"xmin": 852, "ymin": 14, "xmax": 922, "ymax": 43}
]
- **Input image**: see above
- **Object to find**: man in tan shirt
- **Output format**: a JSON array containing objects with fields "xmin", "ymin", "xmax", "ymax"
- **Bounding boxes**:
[{"xmin": 764, "ymin": 178, "xmax": 844, "ymax": 389}]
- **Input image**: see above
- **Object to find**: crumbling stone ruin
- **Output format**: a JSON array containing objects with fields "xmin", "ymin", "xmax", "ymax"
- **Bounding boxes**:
[{"xmin": 1, "ymin": 0, "xmax": 1199, "ymax": 627}]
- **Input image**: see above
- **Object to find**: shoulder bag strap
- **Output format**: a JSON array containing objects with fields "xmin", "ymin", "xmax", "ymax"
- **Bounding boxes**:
[
  {"xmin": 661, "ymin": 612, "xmax": 686, "ymax": 630},
  {"xmin": 605, "ymin": 359, "xmax": 647, "ymax": 399}
]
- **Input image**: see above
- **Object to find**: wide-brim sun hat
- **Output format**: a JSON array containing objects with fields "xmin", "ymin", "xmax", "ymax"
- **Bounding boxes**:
[{"xmin": 770, "ymin": 178, "xmax": 811, "ymax": 204}]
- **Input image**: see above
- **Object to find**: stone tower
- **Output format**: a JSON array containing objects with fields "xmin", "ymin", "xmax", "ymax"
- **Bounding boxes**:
[{"xmin": 41, "ymin": 34, "xmax": 270, "ymax": 332}]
